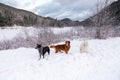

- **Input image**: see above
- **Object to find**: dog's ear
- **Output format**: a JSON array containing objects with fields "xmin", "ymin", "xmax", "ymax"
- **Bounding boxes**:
[
  {"xmin": 68, "ymin": 41, "xmax": 70, "ymax": 44},
  {"xmin": 37, "ymin": 44, "xmax": 41, "ymax": 46},
  {"xmin": 39, "ymin": 44, "xmax": 42, "ymax": 47},
  {"xmin": 65, "ymin": 41, "xmax": 67, "ymax": 44},
  {"xmin": 65, "ymin": 41, "xmax": 70, "ymax": 44}
]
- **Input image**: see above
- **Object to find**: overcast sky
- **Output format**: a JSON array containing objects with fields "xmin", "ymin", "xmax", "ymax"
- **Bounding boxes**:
[{"xmin": 0, "ymin": 0, "xmax": 116, "ymax": 21}]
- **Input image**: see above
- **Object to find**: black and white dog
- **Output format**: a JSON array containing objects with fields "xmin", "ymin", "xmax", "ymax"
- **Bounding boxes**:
[{"xmin": 35, "ymin": 44, "xmax": 50, "ymax": 60}]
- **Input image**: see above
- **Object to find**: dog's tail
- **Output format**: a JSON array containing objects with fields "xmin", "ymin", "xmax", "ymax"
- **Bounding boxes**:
[{"xmin": 50, "ymin": 45, "xmax": 55, "ymax": 48}]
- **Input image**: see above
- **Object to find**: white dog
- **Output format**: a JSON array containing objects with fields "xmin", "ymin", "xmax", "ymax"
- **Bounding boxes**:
[{"xmin": 80, "ymin": 40, "xmax": 89, "ymax": 53}]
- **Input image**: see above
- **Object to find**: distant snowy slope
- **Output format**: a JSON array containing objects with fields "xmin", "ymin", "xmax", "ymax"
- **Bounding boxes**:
[
  {"xmin": 0, "ymin": 27, "xmax": 73, "ymax": 41},
  {"xmin": 0, "ymin": 28, "xmax": 21, "ymax": 40},
  {"xmin": 0, "ymin": 38, "xmax": 120, "ymax": 80}
]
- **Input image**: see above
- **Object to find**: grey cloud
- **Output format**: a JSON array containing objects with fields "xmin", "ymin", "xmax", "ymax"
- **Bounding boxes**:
[
  {"xmin": 0, "ymin": 0, "xmax": 19, "ymax": 7},
  {"xmin": 33, "ymin": 0, "xmax": 94, "ymax": 21},
  {"xmin": 54, "ymin": 0, "xmax": 76, "ymax": 6},
  {"xmin": 33, "ymin": 2, "xmax": 61, "ymax": 15}
]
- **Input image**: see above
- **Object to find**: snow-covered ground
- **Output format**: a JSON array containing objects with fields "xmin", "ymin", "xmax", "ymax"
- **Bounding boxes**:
[
  {"xmin": 52, "ymin": 27, "xmax": 72, "ymax": 34},
  {"xmin": 0, "ymin": 37, "xmax": 120, "ymax": 80}
]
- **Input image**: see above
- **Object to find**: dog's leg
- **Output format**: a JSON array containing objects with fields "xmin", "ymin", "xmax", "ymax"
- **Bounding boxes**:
[
  {"xmin": 59, "ymin": 50, "xmax": 63, "ymax": 53},
  {"xmin": 65, "ymin": 51, "xmax": 68, "ymax": 54},
  {"xmin": 55, "ymin": 50, "xmax": 58, "ymax": 53},
  {"xmin": 39, "ymin": 54, "xmax": 41, "ymax": 60},
  {"xmin": 48, "ymin": 50, "xmax": 50, "ymax": 55},
  {"xmin": 43, "ymin": 54, "xmax": 44, "ymax": 59}
]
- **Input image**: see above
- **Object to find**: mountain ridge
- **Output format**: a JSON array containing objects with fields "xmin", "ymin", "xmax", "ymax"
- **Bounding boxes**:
[{"xmin": 79, "ymin": 0, "xmax": 120, "ymax": 26}]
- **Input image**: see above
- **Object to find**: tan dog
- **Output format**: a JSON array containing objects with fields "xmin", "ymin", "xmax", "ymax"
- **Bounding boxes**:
[
  {"xmin": 50, "ymin": 41, "xmax": 70, "ymax": 54},
  {"xmin": 80, "ymin": 40, "xmax": 89, "ymax": 53}
]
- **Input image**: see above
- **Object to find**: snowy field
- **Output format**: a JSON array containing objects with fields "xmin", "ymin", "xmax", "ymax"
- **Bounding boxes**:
[
  {"xmin": 0, "ymin": 36, "xmax": 120, "ymax": 80},
  {"xmin": 0, "ymin": 26, "xmax": 73, "ymax": 40}
]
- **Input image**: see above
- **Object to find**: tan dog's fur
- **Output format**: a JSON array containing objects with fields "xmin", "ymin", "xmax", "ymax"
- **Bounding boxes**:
[
  {"xmin": 50, "ymin": 41, "xmax": 70, "ymax": 54},
  {"xmin": 80, "ymin": 40, "xmax": 89, "ymax": 53}
]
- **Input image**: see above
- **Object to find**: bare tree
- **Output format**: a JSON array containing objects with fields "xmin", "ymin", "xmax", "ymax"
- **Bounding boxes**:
[{"xmin": 91, "ymin": 0, "xmax": 115, "ymax": 39}]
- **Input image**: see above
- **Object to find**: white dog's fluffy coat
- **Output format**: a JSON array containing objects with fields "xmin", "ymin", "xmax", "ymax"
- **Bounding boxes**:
[{"xmin": 80, "ymin": 40, "xmax": 89, "ymax": 53}]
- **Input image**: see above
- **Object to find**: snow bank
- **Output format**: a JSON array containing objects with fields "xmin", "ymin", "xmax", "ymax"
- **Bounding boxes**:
[{"xmin": 0, "ymin": 38, "xmax": 120, "ymax": 80}]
